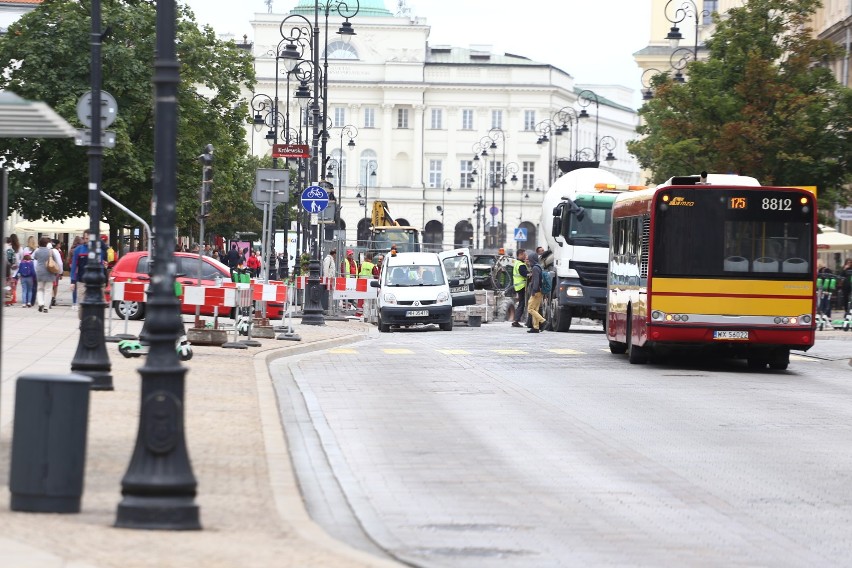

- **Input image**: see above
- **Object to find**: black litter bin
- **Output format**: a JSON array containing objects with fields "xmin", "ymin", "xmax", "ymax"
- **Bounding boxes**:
[{"xmin": 9, "ymin": 373, "xmax": 92, "ymax": 513}]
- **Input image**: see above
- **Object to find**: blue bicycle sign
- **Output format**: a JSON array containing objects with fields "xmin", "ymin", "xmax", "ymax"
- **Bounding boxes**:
[{"xmin": 301, "ymin": 185, "xmax": 329, "ymax": 213}]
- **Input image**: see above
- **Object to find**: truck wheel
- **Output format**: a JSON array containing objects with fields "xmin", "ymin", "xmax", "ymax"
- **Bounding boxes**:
[
  {"xmin": 609, "ymin": 340, "xmax": 627, "ymax": 354},
  {"xmin": 496, "ymin": 297, "xmax": 515, "ymax": 321},
  {"xmin": 552, "ymin": 302, "xmax": 572, "ymax": 332}
]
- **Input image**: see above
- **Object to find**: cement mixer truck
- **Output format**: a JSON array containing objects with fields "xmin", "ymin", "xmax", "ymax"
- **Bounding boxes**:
[{"xmin": 539, "ymin": 168, "xmax": 645, "ymax": 332}]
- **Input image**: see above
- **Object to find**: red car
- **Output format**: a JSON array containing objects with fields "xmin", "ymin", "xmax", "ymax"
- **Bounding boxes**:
[{"xmin": 108, "ymin": 251, "xmax": 282, "ymax": 320}]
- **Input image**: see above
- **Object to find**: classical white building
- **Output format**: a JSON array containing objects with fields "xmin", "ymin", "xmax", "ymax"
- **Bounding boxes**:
[{"xmin": 248, "ymin": 0, "xmax": 642, "ymax": 251}]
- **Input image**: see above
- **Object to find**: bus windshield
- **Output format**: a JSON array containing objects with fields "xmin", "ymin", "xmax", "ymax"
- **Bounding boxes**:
[
  {"xmin": 565, "ymin": 206, "xmax": 611, "ymax": 248},
  {"xmin": 652, "ymin": 189, "xmax": 814, "ymax": 278}
]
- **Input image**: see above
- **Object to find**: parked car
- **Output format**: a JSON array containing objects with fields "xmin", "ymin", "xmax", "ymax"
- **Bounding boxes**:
[{"xmin": 107, "ymin": 251, "xmax": 282, "ymax": 320}]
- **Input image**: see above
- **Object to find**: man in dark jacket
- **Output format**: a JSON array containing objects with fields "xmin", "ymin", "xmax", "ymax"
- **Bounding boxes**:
[{"xmin": 525, "ymin": 252, "xmax": 546, "ymax": 333}]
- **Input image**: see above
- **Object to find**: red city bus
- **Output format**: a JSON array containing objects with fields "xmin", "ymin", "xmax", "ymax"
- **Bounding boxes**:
[{"xmin": 606, "ymin": 173, "xmax": 817, "ymax": 370}]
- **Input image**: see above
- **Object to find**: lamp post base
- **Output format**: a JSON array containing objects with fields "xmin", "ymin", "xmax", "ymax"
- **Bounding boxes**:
[{"xmin": 115, "ymin": 495, "xmax": 200, "ymax": 531}]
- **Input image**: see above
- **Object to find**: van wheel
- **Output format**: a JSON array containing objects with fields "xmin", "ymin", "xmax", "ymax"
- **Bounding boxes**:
[
  {"xmin": 440, "ymin": 319, "xmax": 453, "ymax": 331},
  {"xmin": 378, "ymin": 314, "xmax": 390, "ymax": 333}
]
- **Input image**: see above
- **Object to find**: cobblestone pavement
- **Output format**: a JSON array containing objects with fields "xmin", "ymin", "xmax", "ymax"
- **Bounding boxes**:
[{"xmin": 0, "ymin": 288, "xmax": 400, "ymax": 568}]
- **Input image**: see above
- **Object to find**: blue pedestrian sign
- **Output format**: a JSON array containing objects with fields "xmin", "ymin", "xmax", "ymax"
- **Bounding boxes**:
[
  {"xmin": 300, "ymin": 185, "xmax": 329, "ymax": 213},
  {"xmin": 513, "ymin": 227, "xmax": 528, "ymax": 242}
]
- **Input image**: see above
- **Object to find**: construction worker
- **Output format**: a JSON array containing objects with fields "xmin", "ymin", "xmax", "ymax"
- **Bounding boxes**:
[
  {"xmin": 356, "ymin": 252, "xmax": 375, "ymax": 313},
  {"xmin": 341, "ymin": 249, "xmax": 358, "ymax": 278},
  {"xmin": 511, "ymin": 249, "xmax": 529, "ymax": 328}
]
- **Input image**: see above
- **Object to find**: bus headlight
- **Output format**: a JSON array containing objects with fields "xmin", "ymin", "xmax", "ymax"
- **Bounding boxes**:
[{"xmin": 652, "ymin": 310, "xmax": 664, "ymax": 320}]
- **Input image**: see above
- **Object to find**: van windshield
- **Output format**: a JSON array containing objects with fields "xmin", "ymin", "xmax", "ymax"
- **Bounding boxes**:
[{"xmin": 386, "ymin": 265, "xmax": 444, "ymax": 286}]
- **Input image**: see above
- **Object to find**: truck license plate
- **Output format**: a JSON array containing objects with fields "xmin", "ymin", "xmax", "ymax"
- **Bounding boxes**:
[
  {"xmin": 406, "ymin": 310, "xmax": 428, "ymax": 317},
  {"xmin": 451, "ymin": 286, "xmax": 468, "ymax": 293},
  {"xmin": 713, "ymin": 330, "xmax": 749, "ymax": 340}
]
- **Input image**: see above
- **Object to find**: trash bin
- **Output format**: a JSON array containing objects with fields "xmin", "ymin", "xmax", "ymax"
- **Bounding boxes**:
[{"xmin": 9, "ymin": 373, "xmax": 92, "ymax": 513}]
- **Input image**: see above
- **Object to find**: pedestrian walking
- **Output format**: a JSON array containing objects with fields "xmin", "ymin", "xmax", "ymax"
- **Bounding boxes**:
[
  {"xmin": 525, "ymin": 251, "xmax": 546, "ymax": 333},
  {"xmin": 511, "ymin": 248, "xmax": 528, "ymax": 328},
  {"xmin": 323, "ymin": 249, "xmax": 337, "ymax": 279},
  {"xmin": 5, "ymin": 234, "xmax": 21, "ymax": 305},
  {"xmin": 17, "ymin": 253, "xmax": 36, "ymax": 307},
  {"xmin": 246, "ymin": 250, "xmax": 261, "ymax": 278},
  {"xmin": 32, "ymin": 236, "xmax": 62, "ymax": 313},
  {"xmin": 66, "ymin": 236, "xmax": 82, "ymax": 309}
]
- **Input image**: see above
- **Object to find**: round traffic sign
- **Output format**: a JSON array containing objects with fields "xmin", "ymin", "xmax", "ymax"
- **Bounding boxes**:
[
  {"xmin": 489, "ymin": 206, "xmax": 499, "ymax": 216},
  {"xmin": 300, "ymin": 185, "xmax": 329, "ymax": 213},
  {"xmin": 76, "ymin": 91, "xmax": 118, "ymax": 128}
]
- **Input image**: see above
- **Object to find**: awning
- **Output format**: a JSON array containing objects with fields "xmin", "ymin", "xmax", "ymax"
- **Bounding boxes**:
[
  {"xmin": 0, "ymin": 90, "xmax": 76, "ymax": 138},
  {"xmin": 817, "ymin": 224, "xmax": 852, "ymax": 251},
  {"xmin": 14, "ymin": 216, "xmax": 109, "ymax": 234}
]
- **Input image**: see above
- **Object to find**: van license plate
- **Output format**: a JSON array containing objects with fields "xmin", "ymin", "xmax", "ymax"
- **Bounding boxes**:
[
  {"xmin": 713, "ymin": 330, "xmax": 749, "ymax": 340},
  {"xmin": 451, "ymin": 286, "xmax": 468, "ymax": 293},
  {"xmin": 406, "ymin": 310, "xmax": 428, "ymax": 317}
]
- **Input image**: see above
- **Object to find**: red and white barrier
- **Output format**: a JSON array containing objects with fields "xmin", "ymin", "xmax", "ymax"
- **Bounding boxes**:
[
  {"xmin": 331, "ymin": 277, "xmax": 378, "ymax": 300},
  {"xmin": 183, "ymin": 285, "xmax": 237, "ymax": 309},
  {"xmin": 111, "ymin": 281, "xmax": 147, "ymax": 302},
  {"xmin": 252, "ymin": 282, "xmax": 287, "ymax": 303}
]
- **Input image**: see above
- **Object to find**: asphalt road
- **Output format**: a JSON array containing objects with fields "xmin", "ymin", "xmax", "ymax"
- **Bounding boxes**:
[{"xmin": 272, "ymin": 322, "xmax": 852, "ymax": 567}]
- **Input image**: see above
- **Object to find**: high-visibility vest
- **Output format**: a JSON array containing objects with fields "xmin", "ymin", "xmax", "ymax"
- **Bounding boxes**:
[
  {"xmin": 342, "ymin": 258, "xmax": 358, "ymax": 277},
  {"xmin": 359, "ymin": 261, "xmax": 375, "ymax": 278},
  {"xmin": 512, "ymin": 259, "xmax": 526, "ymax": 291}
]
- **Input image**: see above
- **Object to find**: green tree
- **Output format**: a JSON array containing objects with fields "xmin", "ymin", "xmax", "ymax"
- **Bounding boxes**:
[
  {"xmin": 0, "ymin": 0, "xmax": 260, "ymax": 240},
  {"xmin": 629, "ymin": 0, "xmax": 852, "ymax": 215}
]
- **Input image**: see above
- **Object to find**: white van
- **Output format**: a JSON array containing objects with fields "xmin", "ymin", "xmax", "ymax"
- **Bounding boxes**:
[{"xmin": 370, "ymin": 249, "xmax": 473, "ymax": 332}]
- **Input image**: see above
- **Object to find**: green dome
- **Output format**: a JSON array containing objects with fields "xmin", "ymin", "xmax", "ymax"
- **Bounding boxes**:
[{"xmin": 290, "ymin": 0, "xmax": 393, "ymax": 17}]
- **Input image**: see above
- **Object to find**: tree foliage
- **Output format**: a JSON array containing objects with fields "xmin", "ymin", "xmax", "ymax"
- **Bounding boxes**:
[
  {"xmin": 0, "ymin": 0, "xmax": 261, "ymax": 239},
  {"xmin": 629, "ymin": 0, "xmax": 852, "ymax": 215}
]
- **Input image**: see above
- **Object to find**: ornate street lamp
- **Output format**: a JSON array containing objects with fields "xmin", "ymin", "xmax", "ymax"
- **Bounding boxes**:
[
  {"xmin": 664, "ymin": 0, "xmax": 709, "ymax": 58},
  {"xmin": 116, "ymin": 0, "xmax": 200, "ymax": 530},
  {"xmin": 598, "ymin": 135, "xmax": 618, "ymax": 163},
  {"xmin": 436, "ymin": 179, "xmax": 452, "ymax": 245},
  {"xmin": 71, "ymin": 0, "xmax": 112, "ymax": 390},
  {"xmin": 640, "ymin": 67, "xmax": 665, "ymax": 101},
  {"xmin": 577, "ymin": 89, "xmax": 600, "ymax": 161}
]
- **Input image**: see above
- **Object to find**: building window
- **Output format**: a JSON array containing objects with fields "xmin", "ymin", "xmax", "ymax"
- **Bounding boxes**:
[
  {"xmin": 522, "ymin": 161, "xmax": 535, "ymax": 190},
  {"xmin": 428, "ymin": 160, "xmax": 443, "ymax": 188},
  {"xmin": 430, "ymin": 108, "xmax": 443, "ymax": 130},
  {"xmin": 360, "ymin": 150, "xmax": 378, "ymax": 186},
  {"xmin": 460, "ymin": 160, "xmax": 473, "ymax": 189},
  {"xmin": 461, "ymin": 109, "xmax": 474, "ymax": 130},
  {"xmin": 324, "ymin": 40, "xmax": 358, "ymax": 60},
  {"xmin": 523, "ymin": 110, "xmax": 536, "ymax": 131},
  {"xmin": 330, "ymin": 149, "xmax": 347, "ymax": 186},
  {"xmin": 397, "ymin": 108, "xmax": 409, "ymax": 129},
  {"xmin": 363, "ymin": 107, "xmax": 375, "ymax": 128},
  {"xmin": 333, "ymin": 107, "xmax": 346, "ymax": 128},
  {"xmin": 702, "ymin": 0, "xmax": 718, "ymax": 25},
  {"xmin": 491, "ymin": 110, "xmax": 503, "ymax": 130}
]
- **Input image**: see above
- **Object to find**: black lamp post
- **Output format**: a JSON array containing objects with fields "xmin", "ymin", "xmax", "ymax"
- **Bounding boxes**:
[
  {"xmin": 334, "ymin": 124, "xmax": 357, "ymax": 236},
  {"xmin": 436, "ymin": 179, "xmax": 452, "ymax": 246},
  {"xmin": 500, "ymin": 161, "xmax": 519, "ymax": 247},
  {"xmin": 116, "ymin": 0, "xmax": 200, "ymax": 530},
  {"xmin": 598, "ymin": 135, "xmax": 618, "ymax": 164},
  {"xmin": 640, "ymin": 67, "xmax": 665, "ymax": 100},
  {"xmin": 71, "ymin": 0, "xmax": 112, "ymax": 391},
  {"xmin": 358, "ymin": 160, "xmax": 377, "ymax": 223}
]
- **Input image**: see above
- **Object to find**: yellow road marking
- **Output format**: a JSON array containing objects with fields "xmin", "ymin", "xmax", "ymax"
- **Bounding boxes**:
[
  {"xmin": 438, "ymin": 349, "xmax": 471, "ymax": 355},
  {"xmin": 383, "ymin": 348, "xmax": 414, "ymax": 354},
  {"xmin": 548, "ymin": 349, "xmax": 586, "ymax": 355},
  {"xmin": 328, "ymin": 348, "xmax": 357, "ymax": 354},
  {"xmin": 493, "ymin": 349, "xmax": 528, "ymax": 355}
]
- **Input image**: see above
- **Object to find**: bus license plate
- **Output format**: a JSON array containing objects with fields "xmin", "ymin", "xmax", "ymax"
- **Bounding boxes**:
[
  {"xmin": 451, "ymin": 286, "xmax": 468, "ymax": 293},
  {"xmin": 713, "ymin": 330, "xmax": 749, "ymax": 340},
  {"xmin": 406, "ymin": 310, "xmax": 428, "ymax": 317}
]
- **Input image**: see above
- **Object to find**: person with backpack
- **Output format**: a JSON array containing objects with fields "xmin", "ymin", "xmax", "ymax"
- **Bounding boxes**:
[
  {"xmin": 17, "ymin": 253, "xmax": 37, "ymax": 307},
  {"xmin": 525, "ymin": 251, "xmax": 547, "ymax": 333}
]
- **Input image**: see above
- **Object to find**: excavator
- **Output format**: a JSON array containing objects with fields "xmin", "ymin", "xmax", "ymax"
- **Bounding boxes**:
[{"xmin": 368, "ymin": 201, "xmax": 421, "ymax": 255}]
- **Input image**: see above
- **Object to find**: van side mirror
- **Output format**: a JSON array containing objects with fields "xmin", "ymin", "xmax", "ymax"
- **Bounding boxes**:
[
  {"xmin": 448, "ymin": 278, "xmax": 460, "ymax": 287},
  {"xmin": 370, "ymin": 279, "xmax": 380, "ymax": 288}
]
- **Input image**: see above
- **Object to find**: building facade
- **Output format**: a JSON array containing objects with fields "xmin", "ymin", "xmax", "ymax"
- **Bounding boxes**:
[{"xmin": 248, "ymin": 0, "xmax": 642, "ymax": 251}]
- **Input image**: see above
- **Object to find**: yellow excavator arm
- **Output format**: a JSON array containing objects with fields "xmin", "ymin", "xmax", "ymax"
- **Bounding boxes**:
[{"xmin": 371, "ymin": 200, "xmax": 399, "ymax": 227}]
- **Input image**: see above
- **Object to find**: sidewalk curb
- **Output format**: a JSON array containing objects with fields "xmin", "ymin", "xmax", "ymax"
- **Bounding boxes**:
[{"xmin": 253, "ymin": 329, "xmax": 401, "ymax": 567}]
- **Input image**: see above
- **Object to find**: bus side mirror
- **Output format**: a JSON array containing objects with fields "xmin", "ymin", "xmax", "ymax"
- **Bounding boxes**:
[{"xmin": 551, "ymin": 218, "xmax": 562, "ymax": 238}]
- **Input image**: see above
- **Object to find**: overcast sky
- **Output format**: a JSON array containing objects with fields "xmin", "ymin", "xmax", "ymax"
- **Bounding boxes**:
[{"xmin": 182, "ymin": 0, "xmax": 652, "ymax": 107}]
